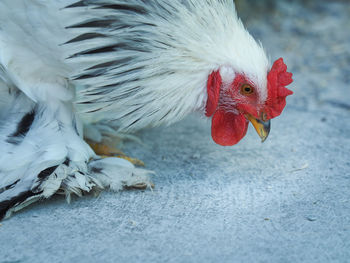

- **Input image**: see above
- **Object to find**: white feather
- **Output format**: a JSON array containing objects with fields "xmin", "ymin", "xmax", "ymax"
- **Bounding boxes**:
[
  {"xmin": 0, "ymin": 0, "xmax": 269, "ymax": 218},
  {"xmin": 0, "ymin": 0, "xmax": 269, "ymax": 130},
  {"xmin": 70, "ymin": 0, "xmax": 269, "ymax": 129}
]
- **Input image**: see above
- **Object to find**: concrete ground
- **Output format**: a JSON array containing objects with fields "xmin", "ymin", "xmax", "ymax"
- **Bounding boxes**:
[{"xmin": 1, "ymin": 1, "xmax": 349, "ymax": 262}]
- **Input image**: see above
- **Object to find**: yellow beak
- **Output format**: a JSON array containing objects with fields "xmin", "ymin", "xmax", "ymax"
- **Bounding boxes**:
[{"xmin": 246, "ymin": 114, "xmax": 271, "ymax": 142}]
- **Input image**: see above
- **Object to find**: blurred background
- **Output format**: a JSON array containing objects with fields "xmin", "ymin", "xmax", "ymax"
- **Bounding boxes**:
[
  {"xmin": 1, "ymin": 1, "xmax": 349, "ymax": 263},
  {"xmin": 237, "ymin": 0, "xmax": 350, "ymax": 113}
]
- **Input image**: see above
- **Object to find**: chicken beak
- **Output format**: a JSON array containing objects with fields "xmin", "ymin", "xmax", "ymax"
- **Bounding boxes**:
[{"xmin": 246, "ymin": 114, "xmax": 271, "ymax": 142}]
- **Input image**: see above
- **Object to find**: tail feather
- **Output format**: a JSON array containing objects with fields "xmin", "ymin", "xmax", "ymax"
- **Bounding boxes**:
[
  {"xmin": 0, "ymin": 87, "xmax": 93, "ymax": 219},
  {"xmin": 0, "ymin": 187, "xmax": 43, "ymax": 220},
  {"xmin": 0, "ymin": 164, "xmax": 61, "ymax": 220},
  {"xmin": 0, "ymin": 157, "xmax": 153, "ymax": 220},
  {"xmin": 0, "ymin": 82, "xmax": 152, "ymax": 220}
]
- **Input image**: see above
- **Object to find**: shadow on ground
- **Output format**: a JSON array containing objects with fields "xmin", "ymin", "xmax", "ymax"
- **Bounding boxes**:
[{"xmin": 1, "ymin": 1, "xmax": 349, "ymax": 262}]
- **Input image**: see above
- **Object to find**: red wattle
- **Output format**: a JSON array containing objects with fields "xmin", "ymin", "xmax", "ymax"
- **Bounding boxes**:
[{"xmin": 211, "ymin": 110, "xmax": 248, "ymax": 146}]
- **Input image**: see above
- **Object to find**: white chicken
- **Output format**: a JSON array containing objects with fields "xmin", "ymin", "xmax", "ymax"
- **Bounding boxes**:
[{"xmin": 0, "ymin": 0, "xmax": 293, "ymax": 219}]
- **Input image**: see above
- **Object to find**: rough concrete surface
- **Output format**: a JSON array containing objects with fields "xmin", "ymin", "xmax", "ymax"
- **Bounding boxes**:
[{"xmin": 0, "ymin": 1, "xmax": 349, "ymax": 262}]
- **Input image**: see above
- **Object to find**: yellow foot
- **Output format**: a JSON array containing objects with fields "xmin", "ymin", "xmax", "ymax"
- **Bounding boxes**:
[
  {"xmin": 87, "ymin": 140, "xmax": 124, "ymax": 156},
  {"xmin": 86, "ymin": 140, "xmax": 145, "ymax": 167},
  {"xmin": 124, "ymin": 182, "xmax": 155, "ymax": 190}
]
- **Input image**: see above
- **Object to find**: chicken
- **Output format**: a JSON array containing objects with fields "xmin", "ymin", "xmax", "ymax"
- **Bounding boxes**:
[{"xmin": 0, "ymin": 0, "xmax": 293, "ymax": 219}]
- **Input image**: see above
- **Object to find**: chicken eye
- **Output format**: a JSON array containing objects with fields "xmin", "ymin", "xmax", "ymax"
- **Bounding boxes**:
[{"xmin": 240, "ymin": 84, "xmax": 254, "ymax": 95}]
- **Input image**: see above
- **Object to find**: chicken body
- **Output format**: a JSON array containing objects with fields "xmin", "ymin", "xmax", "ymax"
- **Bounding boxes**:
[{"xmin": 0, "ymin": 0, "xmax": 292, "ymax": 219}]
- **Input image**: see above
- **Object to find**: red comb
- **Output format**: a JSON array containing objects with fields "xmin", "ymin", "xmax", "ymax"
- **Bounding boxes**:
[{"xmin": 265, "ymin": 58, "xmax": 293, "ymax": 119}]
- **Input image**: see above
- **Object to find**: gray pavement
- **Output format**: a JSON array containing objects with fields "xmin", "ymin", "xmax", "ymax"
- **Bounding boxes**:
[{"xmin": 0, "ymin": 1, "xmax": 349, "ymax": 262}]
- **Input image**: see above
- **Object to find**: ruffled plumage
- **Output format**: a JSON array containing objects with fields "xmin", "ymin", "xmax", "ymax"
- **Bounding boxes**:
[{"xmin": 0, "ymin": 0, "xmax": 271, "ymax": 219}]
